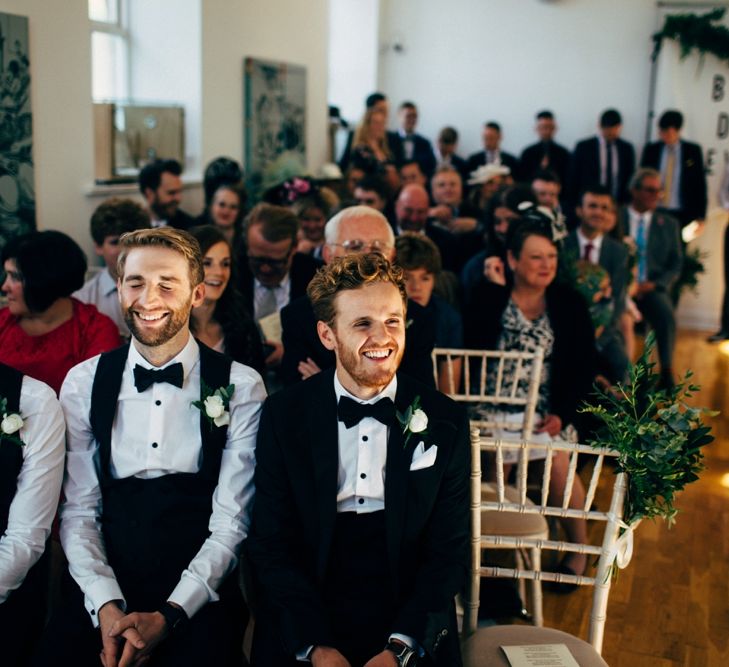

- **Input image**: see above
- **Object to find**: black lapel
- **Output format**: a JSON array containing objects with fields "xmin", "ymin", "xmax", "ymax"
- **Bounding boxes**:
[
  {"xmin": 308, "ymin": 370, "xmax": 340, "ymax": 579},
  {"xmin": 385, "ymin": 374, "xmax": 419, "ymax": 583}
]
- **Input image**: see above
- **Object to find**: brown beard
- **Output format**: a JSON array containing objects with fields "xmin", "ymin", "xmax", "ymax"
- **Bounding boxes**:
[{"xmin": 123, "ymin": 296, "xmax": 192, "ymax": 347}]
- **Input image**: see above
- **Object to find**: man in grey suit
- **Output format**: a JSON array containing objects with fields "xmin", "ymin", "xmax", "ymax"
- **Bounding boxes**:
[
  {"xmin": 619, "ymin": 168, "xmax": 682, "ymax": 388},
  {"xmin": 567, "ymin": 185, "xmax": 630, "ymax": 383}
]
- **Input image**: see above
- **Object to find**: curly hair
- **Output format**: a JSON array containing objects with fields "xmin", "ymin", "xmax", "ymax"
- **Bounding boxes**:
[
  {"xmin": 90, "ymin": 198, "xmax": 150, "ymax": 245},
  {"xmin": 307, "ymin": 252, "xmax": 406, "ymax": 327},
  {"xmin": 395, "ymin": 233, "xmax": 442, "ymax": 274}
]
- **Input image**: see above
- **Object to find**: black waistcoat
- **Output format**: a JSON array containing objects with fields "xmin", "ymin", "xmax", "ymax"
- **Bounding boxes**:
[
  {"xmin": 0, "ymin": 363, "xmax": 23, "ymax": 536},
  {"xmin": 89, "ymin": 342, "xmax": 234, "ymax": 610}
]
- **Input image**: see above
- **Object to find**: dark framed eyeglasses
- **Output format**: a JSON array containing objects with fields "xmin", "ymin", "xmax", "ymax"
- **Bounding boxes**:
[{"xmin": 329, "ymin": 239, "xmax": 393, "ymax": 253}]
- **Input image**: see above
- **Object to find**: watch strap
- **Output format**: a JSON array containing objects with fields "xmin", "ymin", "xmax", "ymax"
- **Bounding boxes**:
[{"xmin": 157, "ymin": 601, "xmax": 188, "ymax": 633}]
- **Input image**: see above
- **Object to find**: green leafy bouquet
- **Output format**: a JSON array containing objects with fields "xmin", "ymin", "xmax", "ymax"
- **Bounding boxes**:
[{"xmin": 581, "ymin": 333, "xmax": 716, "ymax": 527}]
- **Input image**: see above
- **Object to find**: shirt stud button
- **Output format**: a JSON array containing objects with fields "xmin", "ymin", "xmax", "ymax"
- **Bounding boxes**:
[
  {"xmin": 358, "ymin": 498, "xmax": 365, "ymax": 505},
  {"xmin": 152, "ymin": 442, "xmax": 158, "ymax": 448},
  {"xmin": 362, "ymin": 435, "xmax": 368, "ymax": 442},
  {"xmin": 360, "ymin": 473, "xmax": 367, "ymax": 479},
  {"xmin": 155, "ymin": 400, "xmax": 161, "ymax": 406}
]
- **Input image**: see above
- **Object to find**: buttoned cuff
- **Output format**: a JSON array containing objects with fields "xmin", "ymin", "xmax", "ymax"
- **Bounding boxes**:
[
  {"xmin": 168, "ymin": 572, "xmax": 218, "ymax": 619},
  {"xmin": 85, "ymin": 579, "xmax": 126, "ymax": 627}
]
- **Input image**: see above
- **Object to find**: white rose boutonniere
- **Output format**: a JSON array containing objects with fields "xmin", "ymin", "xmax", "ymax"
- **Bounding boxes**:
[
  {"xmin": 193, "ymin": 383, "xmax": 235, "ymax": 428},
  {"xmin": 0, "ymin": 397, "xmax": 25, "ymax": 446},
  {"xmin": 396, "ymin": 395, "xmax": 429, "ymax": 447}
]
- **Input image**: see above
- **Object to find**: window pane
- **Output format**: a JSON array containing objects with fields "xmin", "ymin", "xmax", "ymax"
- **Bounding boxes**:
[
  {"xmin": 91, "ymin": 31, "xmax": 128, "ymax": 101},
  {"xmin": 89, "ymin": 0, "xmax": 119, "ymax": 24}
]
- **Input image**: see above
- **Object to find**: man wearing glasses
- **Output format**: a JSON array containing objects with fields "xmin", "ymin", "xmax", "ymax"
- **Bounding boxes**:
[
  {"xmin": 280, "ymin": 206, "xmax": 436, "ymax": 388},
  {"xmin": 238, "ymin": 203, "xmax": 322, "ymax": 369}
]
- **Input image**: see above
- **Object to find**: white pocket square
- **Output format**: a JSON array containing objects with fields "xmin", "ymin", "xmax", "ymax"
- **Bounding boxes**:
[{"xmin": 409, "ymin": 442, "xmax": 438, "ymax": 471}]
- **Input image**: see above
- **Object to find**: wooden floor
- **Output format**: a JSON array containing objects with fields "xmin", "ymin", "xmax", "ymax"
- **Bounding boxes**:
[{"xmin": 541, "ymin": 330, "xmax": 729, "ymax": 666}]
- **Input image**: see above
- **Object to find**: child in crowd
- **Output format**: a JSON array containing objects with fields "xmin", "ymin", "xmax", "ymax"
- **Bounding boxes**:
[
  {"xmin": 73, "ymin": 197, "xmax": 150, "ymax": 337},
  {"xmin": 395, "ymin": 232, "xmax": 463, "ymax": 393}
]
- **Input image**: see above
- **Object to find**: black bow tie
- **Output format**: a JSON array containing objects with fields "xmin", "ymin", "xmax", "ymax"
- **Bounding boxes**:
[
  {"xmin": 133, "ymin": 363, "xmax": 184, "ymax": 393},
  {"xmin": 337, "ymin": 396, "xmax": 395, "ymax": 429}
]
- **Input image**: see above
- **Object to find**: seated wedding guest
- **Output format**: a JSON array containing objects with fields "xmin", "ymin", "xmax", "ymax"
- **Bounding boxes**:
[
  {"xmin": 519, "ymin": 110, "xmax": 571, "ymax": 184},
  {"xmin": 0, "ymin": 364, "xmax": 65, "ymax": 667},
  {"xmin": 280, "ymin": 206, "xmax": 436, "ymax": 387},
  {"xmin": 0, "ymin": 231, "xmax": 122, "ymax": 394},
  {"xmin": 248, "ymin": 252, "xmax": 468, "ymax": 667},
  {"xmin": 201, "ymin": 156, "xmax": 243, "ymax": 209},
  {"xmin": 34, "ymin": 227, "xmax": 266, "ymax": 667},
  {"xmin": 389, "ymin": 101, "xmax": 436, "ymax": 177},
  {"xmin": 290, "ymin": 181, "xmax": 340, "ymax": 259},
  {"xmin": 351, "ymin": 107, "xmax": 395, "ymax": 175},
  {"xmin": 73, "ymin": 197, "xmax": 150, "ymax": 338},
  {"xmin": 354, "ymin": 173, "xmax": 391, "ymax": 214},
  {"xmin": 195, "ymin": 182, "xmax": 246, "ymax": 247},
  {"xmin": 237, "ymin": 203, "xmax": 321, "ymax": 369},
  {"xmin": 460, "ymin": 184, "xmax": 537, "ymax": 294},
  {"xmin": 396, "ymin": 233, "xmax": 463, "ymax": 394},
  {"xmin": 464, "ymin": 214, "xmax": 596, "ymax": 582},
  {"xmin": 467, "ymin": 121, "xmax": 520, "ymax": 176},
  {"xmin": 466, "ymin": 163, "xmax": 511, "ymax": 223},
  {"xmin": 429, "ymin": 165, "xmax": 480, "ymax": 233},
  {"xmin": 399, "ymin": 159, "xmax": 428, "ymax": 188},
  {"xmin": 531, "ymin": 169, "xmax": 563, "ymax": 215},
  {"xmin": 565, "ymin": 185, "xmax": 629, "ymax": 384},
  {"xmin": 139, "ymin": 158, "xmax": 195, "ymax": 230},
  {"xmin": 617, "ymin": 168, "xmax": 682, "ymax": 388},
  {"xmin": 189, "ymin": 226, "xmax": 265, "ymax": 374},
  {"xmin": 434, "ymin": 126, "xmax": 469, "ymax": 184}
]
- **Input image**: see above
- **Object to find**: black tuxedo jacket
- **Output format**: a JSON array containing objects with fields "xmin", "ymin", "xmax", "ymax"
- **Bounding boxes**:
[
  {"xmin": 640, "ymin": 140, "xmax": 707, "ymax": 223},
  {"xmin": 390, "ymin": 132, "xmax": 437, "ymax": 177},
  {"xmin": 447, "ymin": 153, "xmax": 470, "ymax": 184},
  {"xmin": 160, "ymin": 209, "xmax": 195, "ymax": 231},
  {"xmin": 519, "ymin": 140, "xmax": 571, "ymax": 185},
  {"xmin": 569, "ymin": 136, "xmax": 635, "ymax": 205},
  {"xmin": 236, "ymin": 251, "xmax": 322, "ymax": 315},
  {"xmin": 466, "ymin": 149, "xmax": 519, "ymax": 178},
  {"xmin": 247, "ymin": 369, "xmax": 469, "ymax": 664},
  {"xmin": 280, "ymin": 295, "xmax": 436, "ymax": 388}
]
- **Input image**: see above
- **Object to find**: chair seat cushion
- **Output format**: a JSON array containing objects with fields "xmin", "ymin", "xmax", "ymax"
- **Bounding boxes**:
[
  {"xmin": 481, "ymin": 484, "xmax": 549, "ymax": 537},
  {"xmin": 462, "ymin": 625, "xmax": 609, "ymax": 666}
]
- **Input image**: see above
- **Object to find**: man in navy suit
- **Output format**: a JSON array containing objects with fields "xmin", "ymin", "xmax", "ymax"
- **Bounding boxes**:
[
  {"xmin": 433, "ymin": 127, "xmax": 469, "ymax": 185},
  {"xmin": 248, "ymin": 252, "xmax": 468, "ymax": 666},
  {"xmin": 640, "ymin": 109, "xmax": 707, "ymax": 231},
  {"xmin": 467, "ymin": 121, "xmax": 519, "ymax": 177},
  {"xmin": 519, "ymin": 110, "xmax": 570, "ymax": 185},
  {"xmin": 565, "ymin": 186, "xmax": 630, "ymax": 383},
  {"xmin": 569, "ymin": 109, "xmax": 635, "ymax": 206},
  {"xmin": 139, "ymin": 159, "xmax": 195, "ymax": 231},
  {"xmin": 389, "ymin": 102, "xmax": 436, "ymax": 179}
]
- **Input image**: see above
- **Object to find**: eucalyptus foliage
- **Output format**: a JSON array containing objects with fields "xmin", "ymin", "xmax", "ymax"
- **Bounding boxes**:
[
  {"xmin": 581, "ymin": 333, "xmax": 716, "ymax": 527},
  {"xmin": 654, "ymin": 9, "xmax": 729, "ymax": 67}
]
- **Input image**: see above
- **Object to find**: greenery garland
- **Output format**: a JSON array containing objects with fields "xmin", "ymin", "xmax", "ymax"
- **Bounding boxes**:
[
  {"xmin": 581, "ymin": 333, "xmax": 716, "ymax": 527},
  {"xmin": 654, "ymin": 8, "xmax": 729, "ymax": 66}
]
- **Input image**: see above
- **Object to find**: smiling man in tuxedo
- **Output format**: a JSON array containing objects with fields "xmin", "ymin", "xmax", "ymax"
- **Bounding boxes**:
[
  {"xmin": 248, "ymin": 253, "xmax": 469, "ymax": 667},
  {"xmin": 35, "ymin": 227, "xmax": 266, "ymax": 667}
]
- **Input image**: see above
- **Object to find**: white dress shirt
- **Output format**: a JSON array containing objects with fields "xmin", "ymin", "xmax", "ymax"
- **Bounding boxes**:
[
  {"xmin": 73, "ymin": 268, "xmax": 128, "ymax": 337},
  {"xmin": 253, "ymin": 274, "xmax": 291, "ymax": 321},
  {"xmin": 627, "ymin": 207, "xmax": 653, "ymax": 241},
  {"xmin": 59, "ymin": 334, "xmax": 266, "ymax": 623},
  {"xmin": 576, "ymin": 228, "xmax": 604, "ymax": 264},
  {"xmin": 334, "ymin": 373, "xmax": 397, "ymax": 514},
  {"xmin": 0, "ymin": 376, "xmax": 65, "ymax": 603}
]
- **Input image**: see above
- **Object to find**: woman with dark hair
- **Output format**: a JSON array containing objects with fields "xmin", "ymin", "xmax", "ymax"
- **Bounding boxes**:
[
  {"xmin": 0, "ymin": 230, "xmax": 121, "ymax": 394},
  {"xmin": 464, "ymin": 215, "xmax": 597, "ymax": 584},
  {"xmin": 288, "ymin": 181, "xmax": 339, "ymax": 259},
  {"xmin": 189, "ymin": 225, "xmax": 265, "ymax": 374},
  {"xmin": 196, "ymin": 182, "xmax": 247, "ymax": 247},
  {"xmin": 460, "ymin": 184, "xmax": 537, "ymax": 294}
]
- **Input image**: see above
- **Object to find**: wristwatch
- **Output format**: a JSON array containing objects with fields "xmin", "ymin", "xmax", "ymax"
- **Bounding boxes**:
[
  {"xmin": 385, "ymin": 639, "xmax": 418, "ymax": 666},
  {"xmin": 157, "ymin": 601, "xmax": 188, "ymax": 633}
]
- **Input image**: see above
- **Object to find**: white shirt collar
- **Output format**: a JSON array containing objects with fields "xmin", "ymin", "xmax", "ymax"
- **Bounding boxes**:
[
  {"xmin": 576, "ymin": 227, "xmax": 604, "ymax": 256},
  {"xmin": 254, "ymin": 273, "xmax": 291, "ymax": 294},
  {"xmin": 99, "ymin": 267, "xmax": 118, "ymax": 297},
  {"xmin": 333, "ymin": 370, "xmax": 398, "ymax": 405},
  {"xmin": 128, "ymin": 331, "xmax": 198, "ymax": 380}
]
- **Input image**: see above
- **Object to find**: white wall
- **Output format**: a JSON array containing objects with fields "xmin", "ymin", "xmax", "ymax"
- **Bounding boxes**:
[
  {"xmin": 2, "ymin": 0, "xmax": 329, "ymax": 262},
  {"xmin": 376, "ymin": 0, "xmax": 724, "ymax": 330},
  {"xmin": 128, "ymin": 0, "xmax": 202, "ymax": 175},
  {"xmin": 200, "ymin": 0, "xmax": 330, "ymax": 178},
  {"xmin": 329, "ymin": 0, "xmax": 380, "ymax": 125}
]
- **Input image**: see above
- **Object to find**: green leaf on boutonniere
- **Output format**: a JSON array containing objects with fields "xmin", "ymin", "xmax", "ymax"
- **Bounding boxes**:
[
  {"xmin": 0, "ymin": 396, "xmax": 26, "ymax": 447},
  {"xmin": 192, "ymin": 381, "xmax": 235, "ymax": 429}
]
